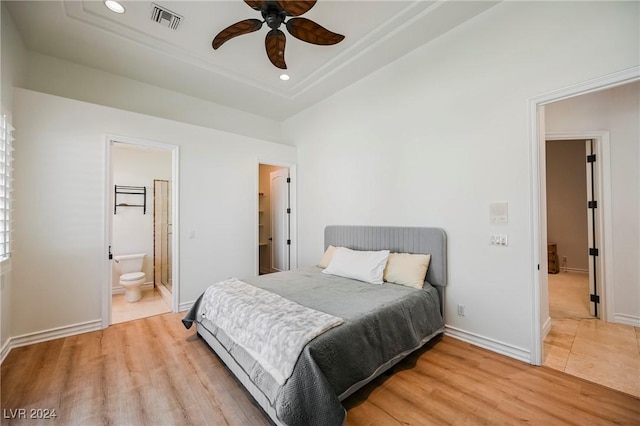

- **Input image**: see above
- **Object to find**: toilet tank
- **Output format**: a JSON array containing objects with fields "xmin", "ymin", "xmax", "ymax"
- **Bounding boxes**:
[{"xmin": 113, "ymin": 253, "xmax": 145, "ymax": 274}]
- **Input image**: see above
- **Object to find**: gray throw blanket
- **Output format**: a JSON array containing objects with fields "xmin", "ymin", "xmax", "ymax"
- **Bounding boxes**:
[{"xmin": 198, "ymin": 278, "xmax": 343, "ymax": 385}]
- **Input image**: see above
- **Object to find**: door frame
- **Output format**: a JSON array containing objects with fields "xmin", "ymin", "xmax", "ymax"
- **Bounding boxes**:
[
  {"xmin": 103, "ymin": 134, "xmax": 180, "ymax": 328},
  {"xmin": 528, "ymin": 66, "xmax": 639, "ymax": 365},
  {"xmin": 256, "ymin": 161, "xmax": 297, "ymax": 276}
]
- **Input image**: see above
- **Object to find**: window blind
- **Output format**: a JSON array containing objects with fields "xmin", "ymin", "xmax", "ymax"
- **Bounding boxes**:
[{"xmin": 0, "ymin": 115, "xmax": 14, "ymax": 261}]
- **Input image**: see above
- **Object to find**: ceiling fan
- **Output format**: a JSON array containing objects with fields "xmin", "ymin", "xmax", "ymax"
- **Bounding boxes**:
[{"xmin": 212, "ymin": 0, "xmax": 345, "ymax": 69}]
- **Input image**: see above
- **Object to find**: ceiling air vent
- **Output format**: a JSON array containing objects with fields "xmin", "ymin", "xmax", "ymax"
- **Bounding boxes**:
[{"xmin": 151, "ymin": 3, "xmax": 182, "ymax": 30}]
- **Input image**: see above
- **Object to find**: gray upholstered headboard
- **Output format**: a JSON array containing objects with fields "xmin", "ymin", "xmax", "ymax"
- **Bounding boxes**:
[{"xmin": 324, "ymin": 226, "xmax": 448, "ymax": 289}]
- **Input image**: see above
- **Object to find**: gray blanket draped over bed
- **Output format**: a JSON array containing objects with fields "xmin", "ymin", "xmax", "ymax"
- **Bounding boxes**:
[{"xmin": 183, "ymin": 265, "xmax": 445, "ymax": 426}]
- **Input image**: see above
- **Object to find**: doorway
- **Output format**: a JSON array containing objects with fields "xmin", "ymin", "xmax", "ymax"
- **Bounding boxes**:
[
  {"xmin": 257, "ymin": 162, "xmax": 297, "ymax": 275},
  {"xmin": 537, "ymin": 81, "xmax": 640, "ymax": 395},
  {"xmin": 104, "ymin": 136, "xmax": 180, "ymax": 327},
  {"xmin": 529, "ymin": 68, "xmax": 639, "ymax": 366},
  {"xmin": 545, "ymin": 138, "xmax": 596, "ymax": 319}
]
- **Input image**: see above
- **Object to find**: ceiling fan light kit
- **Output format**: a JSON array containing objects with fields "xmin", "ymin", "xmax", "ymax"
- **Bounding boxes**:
[{"xmin": 212, "ymin": 0, "xmax": 345, "ymax": 70}]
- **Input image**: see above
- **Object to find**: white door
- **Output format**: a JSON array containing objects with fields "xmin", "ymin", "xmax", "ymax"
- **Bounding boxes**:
[{"xmin": 270, "ymin": 169, "xmax": 290, "ymax": 272}]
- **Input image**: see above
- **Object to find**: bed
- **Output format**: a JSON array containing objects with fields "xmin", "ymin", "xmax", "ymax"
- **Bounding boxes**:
[{"xmin": 183, "ymin": 225, "xmax": 447, "ymax": 426}]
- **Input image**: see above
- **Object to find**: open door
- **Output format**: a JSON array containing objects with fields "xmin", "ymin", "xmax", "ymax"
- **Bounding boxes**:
[{"xmin": 270, "ymin": 168, "xmax": 290, "ymax": 272}]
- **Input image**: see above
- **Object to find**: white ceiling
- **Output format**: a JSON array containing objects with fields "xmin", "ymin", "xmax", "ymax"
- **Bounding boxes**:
[{"xmin": 6, "ymin": 0, "xmax": 498, "ymax": 121}]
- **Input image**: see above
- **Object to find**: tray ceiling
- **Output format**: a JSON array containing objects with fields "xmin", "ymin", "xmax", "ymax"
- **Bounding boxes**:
[{"xmin": 5, "ymin": 1, "xmax": 499, "ymax": 120}]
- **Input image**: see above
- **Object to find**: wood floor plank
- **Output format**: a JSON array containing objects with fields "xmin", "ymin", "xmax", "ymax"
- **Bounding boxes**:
[{"xmin": 2, "ymin": 313, "xmax": 638, "ymax": 426}]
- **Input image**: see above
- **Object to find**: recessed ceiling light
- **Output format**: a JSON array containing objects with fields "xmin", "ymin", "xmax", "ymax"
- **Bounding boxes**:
[
  {"xmin": 279, "ymin": 74, "xmax": 290, "ymax": 81},
  {"xmin": 104, "ymin": 0, "xmax": 125, "ymax": 14}
]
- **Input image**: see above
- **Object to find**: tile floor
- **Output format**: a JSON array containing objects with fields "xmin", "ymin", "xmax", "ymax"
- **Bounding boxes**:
[
  {"xmin": 544, "ymin": 271, "xmax": 640, "ymax": 397},
  {"xmin": 112, "ymin": 287, "xmax": 171, "ymax": 324}
]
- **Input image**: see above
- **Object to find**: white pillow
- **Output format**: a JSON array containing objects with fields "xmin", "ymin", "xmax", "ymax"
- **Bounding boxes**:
[
  {"xmin": 322, "ymin": 247, "xmax": 390, "ymax": 284},
  {"xmin": 318, "ymin": 245, "xmax": 338, "ymax": 268},
  {"xmin": 383, "ymin": 253, "xmax": 431, "ymax": 289}
]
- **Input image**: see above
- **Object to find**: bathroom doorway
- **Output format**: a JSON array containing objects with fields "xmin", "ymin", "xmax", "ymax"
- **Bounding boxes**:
[{"xmin": 104, "ymin": 136, "xmax": 180, "ymax": 327}]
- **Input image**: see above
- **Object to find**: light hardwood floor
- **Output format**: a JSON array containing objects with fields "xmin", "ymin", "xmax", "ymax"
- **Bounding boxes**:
[
  {"xmin": 2, "ymin": 312, "xmax": 638, "ymax": 425},
  {"xmin": 544, "ymin": 272, "xmax": 640, "ymax": 397}
]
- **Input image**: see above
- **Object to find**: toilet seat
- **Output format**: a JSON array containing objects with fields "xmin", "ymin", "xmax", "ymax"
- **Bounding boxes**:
[{"xmin": 120, "ymin": 272, "xmax": 145, "ymax": 282}]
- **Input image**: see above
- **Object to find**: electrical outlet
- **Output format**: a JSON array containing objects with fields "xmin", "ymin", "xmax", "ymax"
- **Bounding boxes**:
[{"xmin": 457, "ymin": 304, "xmax": 466, "ymax": 316}]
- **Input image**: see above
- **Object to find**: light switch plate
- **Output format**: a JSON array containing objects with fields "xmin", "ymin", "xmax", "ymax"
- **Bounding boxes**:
[{"xmin": 490, "ymin": 233, "xmax": 509, "ymax": 246}]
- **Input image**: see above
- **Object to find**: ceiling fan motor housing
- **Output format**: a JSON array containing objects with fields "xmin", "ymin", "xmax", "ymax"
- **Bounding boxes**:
[{"xmin": 262, "ymin": 6, "xmax": 286, "ymax": 29}]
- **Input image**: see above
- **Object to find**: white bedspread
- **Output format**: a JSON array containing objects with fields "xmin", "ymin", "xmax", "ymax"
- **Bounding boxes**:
[{"xmin": 198, "ymin": 278, "xmax": 344, "ymax": 385}]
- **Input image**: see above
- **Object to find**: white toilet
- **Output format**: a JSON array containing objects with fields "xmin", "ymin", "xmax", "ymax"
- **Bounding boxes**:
[{"xmin": 113, "ymin": 253, "xmax": 146, "ymax": 302}]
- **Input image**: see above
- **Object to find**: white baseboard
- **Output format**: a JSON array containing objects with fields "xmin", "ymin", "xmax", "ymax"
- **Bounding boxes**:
[
  {"xmin": 560, "ymin": 268, "xmax": 588, "ymax": 274},
  {"xmin": 544, "ymin": 313, "xmax": 637, "ymax": 329},
  {"xmin": 111, "ymin": 281, "xmax": 154, "ymax": 295},
  {"xmin": 445, "ymin": 325, "xmax": 531, "ymax": 364},
  {"xmin": 179, "ymin": 299, "xmax": 195, "ymax": 312},
  {"xmin": 613, "ymin": 313, "xmax": 640, "ymax": 327},
  {"xmin": 1, "ymin": 319, "xmax": 102, "ymax": 364},
  {"xmin": 542, "ymin": 316, "xmax": 552, "ymax": 339},
  {"xmin": 0, "ymin": 338, "xmax": 11, "ymax": 364}
]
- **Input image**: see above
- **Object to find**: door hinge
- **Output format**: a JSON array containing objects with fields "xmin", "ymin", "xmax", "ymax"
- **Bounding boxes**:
[
  {"xmin": 108, "ymin": 246, "xmax": 113, "ymax": 260},
  {"xmin": 587, "ymin": 154, "xmax": 596, "ymax": 163},
  {"xmin": 537, "ymin": 264, "xmax": 540, "ymax": 270},
  {"xmin": 286, "ymin": 177, "xmax": 291, "ymax": 183},
  {"xmin": 286, "ymin": 208, "xmax": 291, "ymax": 214},
  {"xmin": 590, "ymin": 294, "xmax": 600, "ymax": 303},
  {"xmin": 286, "ymin": 239, "xmax": 291, "ymax": 245},
  {"xmin": 589, "ymin": 248, "xmax": 599, "ymax": 256},
  {"xmin": 588, "ymin": 200, "xmax": 597, "ymax": 209}
]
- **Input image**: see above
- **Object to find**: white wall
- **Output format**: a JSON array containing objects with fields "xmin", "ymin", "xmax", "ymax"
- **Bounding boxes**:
[
  {"xmin": 0, "ymin": 2, "xmax": 27, "ymax": 355},
  {"xmin": 283, "ymin": 1, "xmax": 639, "ymax": 356},
  {"xmin": 545, "ymin": 82, "xmax": 640, "ymax": 323},
  {"xmin": 25, "ymin": 52, "xmax": 286, "ymax": 145},
  {"xmin": 11, "ymin": 88, "xmax": 296, "ymax": 338},
  {"xmin": 111, "ymin": 145, "xmax": 172, "ymax": 290},
  {"xmin": 1, "ymin": 3, "xmax": 27, "ymax": 117}
]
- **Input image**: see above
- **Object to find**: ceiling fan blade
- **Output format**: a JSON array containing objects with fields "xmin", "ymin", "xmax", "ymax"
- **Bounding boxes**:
[
  {"xmin": 265, "ymin": 29, "xmax": 287, "ymax": 69},
  {"xmin": 277, "ymin": 0, "xmax": 317, "ymax": 16},
  {"xmin": 244, "ymin": 0, "xmax": 267, "ymax": 11},
  {"xmin": 286, "ymin": 17, "xmax": 344, "ymax": 45},
  {"xmin": 212, "ymin": 19, "xmax": 263, "ymax": 50}
]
